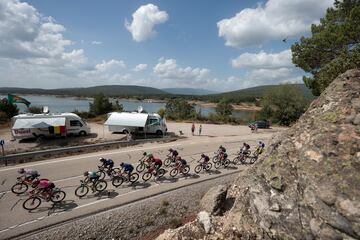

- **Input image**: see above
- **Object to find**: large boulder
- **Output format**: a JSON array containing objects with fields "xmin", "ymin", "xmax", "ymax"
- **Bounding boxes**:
[
  {"xmin": 157, "ymin": 70, "xmax": 360, "ymax": 240},
  {"xmin": 199, "ymin": 185, "xmax": 228, "ymax": 216}
]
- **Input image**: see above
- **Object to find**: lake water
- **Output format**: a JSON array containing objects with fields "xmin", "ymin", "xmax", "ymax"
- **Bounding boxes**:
[{"xmin": 0, "ymin": 95, "xmax": 254, "ymax": 120}]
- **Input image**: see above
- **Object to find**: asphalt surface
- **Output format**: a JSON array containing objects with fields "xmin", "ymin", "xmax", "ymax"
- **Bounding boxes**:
[{"xmin": 0, "ymin": 129, "xmax": 279, "ymax": 239}]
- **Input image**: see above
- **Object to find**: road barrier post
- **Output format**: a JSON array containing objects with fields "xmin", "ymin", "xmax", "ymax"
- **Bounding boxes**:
[{"xmin": 0, "ymin": 139, "xmax": 5, "ymax": 166}]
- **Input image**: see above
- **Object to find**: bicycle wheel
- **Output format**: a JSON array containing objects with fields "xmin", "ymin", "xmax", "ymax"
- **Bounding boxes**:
[
  {"xmin": 157, "ymin": 168, "xmax": 166, "ymax": 178},
  {"xmin": 205, "ymin": 162, "xmax": 212, "ymax": 171},
  {"xmin": 164, "ymin": 158, "xmax": 172, "ymax": 167},
  {"xmin": 75, "ymin": 185, "xmax": 89, "ymax": 197},
  {"xmin": 136, "ymin": 163, "xmax": 145, "ymax": 172},
  {"xmin": 169, "ymin": 168, "xmax": 178, "ymax": 177},
  {"xmin": 212, "ymin": 156, "xmax": 219, "ymax": 163},
  {"xmin": 97, "ymin": 170, "xmax": 106, "ymax": 180},
  {"xmin": 182, "ymin": 166, "xmax": 190, "ymax": 174},
  {"xmin": 232, "ymin": 157, "xmax": 240, "ymax": 165},
  {"xmin": 95, "ymin": 180, "xmax": 107, "ymax": 192},
  {"xmin": 23, "ymin": 197, "xmax": 41, "ymax": 210},
  {"xmin": 112, "ymin": 176, "xmax": 124, "ymax": 187},
  {"xmin": 214, "ymin": 161, "xmax": 221, "ymax": 169},
  {"xmin": 194, "ymin": 165, "xmax": 202, "ymax": 174},
  {"xmin": 249, "ymin": 156, "xmax": 257, "ymax": 164},
  {"xmin": 129, "ymin": 173, "xmax": 139, "ymax": 183},
  {"xmin": 224, "ymin": 160, "xmax": 230, "ymax": 167},
  {"xmin": 11, "ymin": 183, "xmax": 28, "ymax": 194},
  {"xmin": 142, "ymin": 172, "xmax": 152, "ymax": 181},
  {"xmin": 50, "ymin": 190, "xmax": 66, "ymax": 203}
]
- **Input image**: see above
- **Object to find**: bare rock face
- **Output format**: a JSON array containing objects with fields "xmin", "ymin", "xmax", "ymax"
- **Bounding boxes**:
[
  {"xmin": 199, "ymin": 185, "xmax": 228, "ymax": 216},
  {"xmin": 157, "ymin": 69, "xmax": 360, "ymax": 240}
]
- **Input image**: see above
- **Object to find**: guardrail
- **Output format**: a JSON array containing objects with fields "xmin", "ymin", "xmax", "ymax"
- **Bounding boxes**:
[{"xmin": 1, "ymin": 136, "xmax": 178, "ymax": 166}]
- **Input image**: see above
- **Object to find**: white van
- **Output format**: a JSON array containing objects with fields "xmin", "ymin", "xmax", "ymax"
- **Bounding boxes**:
[
  {"xmin": 105, "ymin": 112, "xmax": 167, "ymax": 135},
  {"xmin": 11, "ymin": 113, "xmax": 91, "ymax": 140}
]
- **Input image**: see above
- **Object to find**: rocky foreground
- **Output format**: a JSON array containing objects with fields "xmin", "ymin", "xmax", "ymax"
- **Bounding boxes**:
[{"xmin": 157, "ymin": 70, "xmax": 360, "ymax": 239}]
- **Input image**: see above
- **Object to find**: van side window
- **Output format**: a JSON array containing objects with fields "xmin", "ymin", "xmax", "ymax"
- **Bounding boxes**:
[
  {"xmin": 148, "ymin": 118, "xmax": 159, "ymax": 125},
  {"xmin": 70, "ymin": 120, "xmax": 83, "ymax": 127}
]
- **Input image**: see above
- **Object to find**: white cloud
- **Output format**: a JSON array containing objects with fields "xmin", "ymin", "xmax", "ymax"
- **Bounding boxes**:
[
  {"xmin": 125, "ymin": 4, "xmax": 168, "ymax": 42},
  {"xmin": 231, "ymin": 49, "xmax": 292, "ymax": 69},
  {"xmin": 217, "ymin": 0, "xmax": 333, "ymax": 48},
  {"xmin": 154, "ymin": 58, "xmax": 209, "ymax": 80},
  {"xmin": 133, "ymin": 63, "xmax": 148, "ymax": 72},
  {"xmin": 91, "ymin": 41, "xmax": 102, "ymax": 45},
  {"xmin": 95, "ymin": 59, "xmax": 126, "ymax": 72},
  {"xmin": 0, "ymin": 0, "xmax": 73, "ymax": 59}
]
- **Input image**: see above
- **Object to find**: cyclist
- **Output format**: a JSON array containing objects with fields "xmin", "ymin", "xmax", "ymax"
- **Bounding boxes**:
[
  {"xmin": 120, "ymin": 162, "xmax": 134, "ymax": 180},
  {"xmin": 174, "ymin": 156, "xmax": 187, "ymax": 171},
  {"xmin": 99, "ymin": 157, "xmax": 114, "ymax": 170},
  {"xmin": 199, "ymin": 153, "xmax": 210, "ymax": 166},
  {"xmin": 168, "ymin": 148, "xmax": 179, "ymax": 161},
  {"xmin": 146, "ymin": 153, "xmax": 162, "ymax": 173},
  {"xmin": 241, "ymin": 142, "xmax": 251, "ymax": 155},
  {"xmin": 32, "ymin": 179, "xmax": 55, "ymax": 200},
  {"xmin": 255, "ymin": 141, "xmax": 265, "ymax": 155},
  {"xmin": 18, "ymin": 168, "xmax": 39, "ymax": 181},
  {"xmin": 84, "ymin": 171, "xmax": 100, "ymax": 184},
  {"xmin": 218, "ymin": 145, "xmax": 227, "ymax": 161}
]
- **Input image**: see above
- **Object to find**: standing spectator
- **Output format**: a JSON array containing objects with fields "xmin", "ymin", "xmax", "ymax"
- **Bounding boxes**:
[
  {"xmin": 199, "ymin": 125, "xmax": 202, "ymax": 136},
  {"xmin": 191, "ymin": 123, "xmax": 195, "ymax": 136}
]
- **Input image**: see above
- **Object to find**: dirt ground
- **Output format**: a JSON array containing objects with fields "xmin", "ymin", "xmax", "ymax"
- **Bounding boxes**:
[{"xmin": 0, "ymin": 122, "xmax": 284, "ymax": 154}]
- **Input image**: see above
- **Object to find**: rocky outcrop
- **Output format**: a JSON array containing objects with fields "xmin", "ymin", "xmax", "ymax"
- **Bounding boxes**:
[
  {"xmin": 199, "ymin": 185, "xmax": 228, "ymax": 216},
  {"xmin": 157, "ymin": 69, "xmax": 360, "ymax": 240}
]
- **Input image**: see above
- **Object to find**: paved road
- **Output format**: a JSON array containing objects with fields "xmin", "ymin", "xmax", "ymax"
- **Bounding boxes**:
[{"xmin": 0, "ymin": 130, "xmax": 279, "ymax": 239}]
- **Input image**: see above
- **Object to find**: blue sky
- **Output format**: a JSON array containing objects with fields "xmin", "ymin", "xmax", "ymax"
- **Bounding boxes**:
[{"xmin": 0, "ymin": 0, "xmax": 333, "ymax": 91}]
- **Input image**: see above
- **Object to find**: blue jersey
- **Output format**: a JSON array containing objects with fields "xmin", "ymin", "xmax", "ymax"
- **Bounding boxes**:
[
  {"xmin": 123, "ymin": 163, "xmax": 133, "ymax": 171},
  {"xmin": 104, "ymin": 159, "xmax": 114, "ymax": 167}
]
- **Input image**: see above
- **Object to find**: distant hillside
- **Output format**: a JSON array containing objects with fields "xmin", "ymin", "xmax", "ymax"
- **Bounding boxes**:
[
  {"xmin": 0, "ymin": 84, "xmax": 315, "ymax": 103},
  {"xmin": 0, "ymin": 85, "xmax": 168, "ymax": 97},
  {"xmin": 162, "ymin": 88, "xmax": 216, "ymax": 95},
  {"xmin": 201, "ymin": 84, "xmax": 315, "ymax": 103}
]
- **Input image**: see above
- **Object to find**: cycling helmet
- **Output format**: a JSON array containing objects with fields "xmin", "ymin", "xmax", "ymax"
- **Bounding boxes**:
[
  {"xmin": 18, "ymin": 168, "xmax": 25, "ymax": 174},
  {"xmin": 219, "ymin": 145, "xmax": 223, "ymax": 148},
  {"xmin": 147, "ymin": 153, "xmax": 153, "ymax": 158},
  {"xmin": 99, "ymin": 157, "xmax": 106, "ymax": 163},
  {"xmin": 243, "ymin": 142, "xmax": 247, "ymax": 146},
  {"xmin": 201, "ymin": 153, "xmax": 206, "ymax": 158},
  {"xmin": 143, "ymin": 152, "xmax": 147, "ymax": 156},
  {"xmin": 120, "ymin": 162, "xmax": 124, "ymax": 167},
  {"xmin": 168, "ymin": 148, "xmax": 173, "ymax": 152},
  {"xmin": 259, "ymin": 141, "xmax": 263, "ymax": 144},
  {"xmin": 83, "ymin": 171, "xmax": 89, "ymax": 176}
]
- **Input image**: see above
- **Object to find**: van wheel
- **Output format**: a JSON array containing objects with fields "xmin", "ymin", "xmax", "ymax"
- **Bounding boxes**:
[
  {"xmin": 79, "ymin": 131, "xmax": 87, "ymax": 136},
  {"xmin": 156, "ymin": 130, "xmax": 163, "ymax": 136}
]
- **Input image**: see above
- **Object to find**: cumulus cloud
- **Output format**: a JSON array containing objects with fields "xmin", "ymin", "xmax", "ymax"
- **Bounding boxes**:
[
  {"xmin": 217, "ymin": 0, "xmax": 333, "ymax": 48},
  {"xmin": 125, "ymin": 4, "xmax": 168, "ymax": 42},
  {"xmin": 133, "ymin": 63, "xmax": 148, "ymax": 72},
  {"xmin": 0, "ymin": 0, "xmax": 74, "ymax": 59},
  {"xmin": 153, "ymin": 58, "xmax": 209, "ymax": 80},
  {"xmin": 231, "ymin": 49, "xmax": 292, "ymax": 69},
  {"xmin": 95, "ymin": 59, "xmax": 126, "ymax": 72}
]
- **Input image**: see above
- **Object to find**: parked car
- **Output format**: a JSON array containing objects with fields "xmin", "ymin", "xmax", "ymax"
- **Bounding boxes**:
[{"xmin": 255, "ymin": 120, "xmax": 270, "ymax": 129}]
